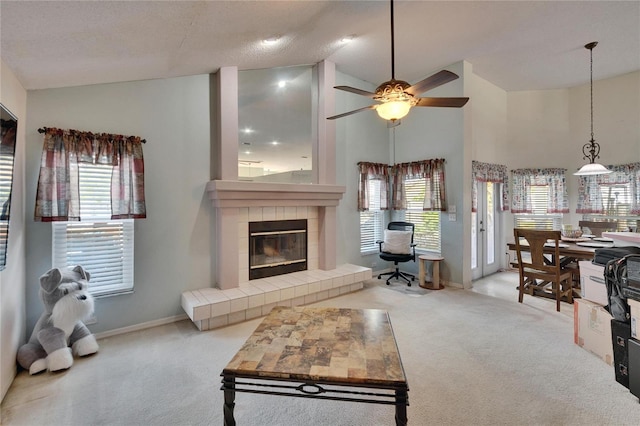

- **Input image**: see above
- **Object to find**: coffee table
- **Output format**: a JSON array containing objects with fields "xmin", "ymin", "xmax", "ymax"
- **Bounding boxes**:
[{"xmin": 221, "ymin": 306, "xmax": 409, "ymax": 425}]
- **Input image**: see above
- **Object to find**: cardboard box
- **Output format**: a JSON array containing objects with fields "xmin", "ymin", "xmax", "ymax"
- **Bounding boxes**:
[
  {"xmin": 629, "ymin": 298, "xmax": 640, "ymax": 339},
  {"xmin": 578, "ymin": 261, "xmax": 607, "ymax": 306},
  {"xmin": 574, "ymin": 298, "xmax": 613, "ymax": 365}
]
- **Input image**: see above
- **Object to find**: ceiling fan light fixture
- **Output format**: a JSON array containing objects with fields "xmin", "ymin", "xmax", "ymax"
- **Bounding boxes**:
[
  {"xmin": 376, "ymin": 100, "xmax": 411, "ymax": 121},
  {"xmin": 326, "ymin": 0, "xmax": 469, "ymax": 122}
]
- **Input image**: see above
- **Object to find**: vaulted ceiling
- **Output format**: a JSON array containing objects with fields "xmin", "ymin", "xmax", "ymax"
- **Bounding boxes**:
[
  {"xmin": 3, "ymin": 1, "xmax": 638, "ymax": 174},
  {"xmin": 2, "ymin": 1, "xmax": 639, "ymax": 92}
]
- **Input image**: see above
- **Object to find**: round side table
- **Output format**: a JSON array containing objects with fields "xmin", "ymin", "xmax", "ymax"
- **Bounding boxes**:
[{"xmin": 418, "ymin": 254, "xmax": 444, "ymax": 290}]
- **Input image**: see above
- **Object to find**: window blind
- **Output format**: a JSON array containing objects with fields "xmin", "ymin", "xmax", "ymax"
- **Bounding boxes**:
[
  {"xmin": 583, "ymin": 182, "xmax": 639, "ymax": 231},
  {"xmin": 0, "ymin": 151, "xmax": 13, "ymax": 267},
  {"xmin": 514, "ymin": 185, "xmax": 563, "ymax": 230},
  {"xmin": 398, "ymin": 178, "xmax": 441, "ymax": 253},
  {"xmin": 52, "ymin": 163, "xmax": 134, "ymax": 296},
  {"xmin": 360, "ymin": 179, "xmax": 384, "ymax": 253}
]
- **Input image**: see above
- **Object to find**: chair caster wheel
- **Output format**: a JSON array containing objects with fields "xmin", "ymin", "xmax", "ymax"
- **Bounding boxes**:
[
  {"xmin": 408, "ymin": 283, "xmax": 411, "ymax": 287},
  {"xmin": 378, "ymin": 274, "xmax": 382, "ymax": 279}
]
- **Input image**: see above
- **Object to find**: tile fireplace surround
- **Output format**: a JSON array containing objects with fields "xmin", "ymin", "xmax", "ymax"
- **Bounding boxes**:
[{"xmin": 180, "ymin": 180, "xmax": 373, "ymax": 330}]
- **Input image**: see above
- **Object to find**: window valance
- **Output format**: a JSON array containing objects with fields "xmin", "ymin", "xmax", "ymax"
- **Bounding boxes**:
[
  {"xmin": 357, "ymin": 159, "xmax": 446, "ymax": 212},
  {"xmin": 511, "ymin": 168, "xmax": 569, "ymax": 214},
  {"xmin": 576, "ymin": 162, "xmax": 640, "ymax": 215},
  {"xmin": 472, "ymin": 161, "xmax": 509, "ymax": 212},
  {"xmin": 391, "ymin": 159, "xmax": 446, "ymax": 211},
  {"xmin": 357, "ymin": 162, "xmax": 389, "ymax": 212},
  {"xmin": 35, "ymin": 127, "xmax": 146, "ymax": 221}
]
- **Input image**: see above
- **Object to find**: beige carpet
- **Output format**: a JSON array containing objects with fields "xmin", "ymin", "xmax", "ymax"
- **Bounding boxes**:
[{"xmin": 2, "ymin": 272, "xmax": 640, "ymax": 425}]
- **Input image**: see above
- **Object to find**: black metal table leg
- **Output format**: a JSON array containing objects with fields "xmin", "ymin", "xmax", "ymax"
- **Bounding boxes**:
[
  {"xmin": 395, "ymin": 388, "xmax": 408, "ymax": 426},
  {"xmin": 223, "ymin": 375, "xmax": 236, "ymax": 426}
]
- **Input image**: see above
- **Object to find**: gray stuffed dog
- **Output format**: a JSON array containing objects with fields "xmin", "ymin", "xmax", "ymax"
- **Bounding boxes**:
[{"xmin": 17, "ymin": 265, "xmax": 99, "ymax": 374}]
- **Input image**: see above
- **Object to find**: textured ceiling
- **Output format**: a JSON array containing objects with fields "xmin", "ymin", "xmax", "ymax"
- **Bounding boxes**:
[
  {"xmin": 2, "ymin": 1, "xmax": 639, "ymax": 92},
  {"xmin": 2, "ymin": 1, "xmax": 638, "ymax": 174}
]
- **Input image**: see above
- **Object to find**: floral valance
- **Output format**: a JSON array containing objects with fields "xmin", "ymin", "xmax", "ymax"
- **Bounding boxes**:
[
  {"xmin": 357, "ymin": 162, "xmax": 389, "ymax": 212},
  {"xmin": 35, "ymin": 127, "xmax": 146, "ymax": 221},
  {"xmin": 472, "ymin": 161, "xmax": 509, "ymax": 212},
  {"xmin": 391, "ymin": 159, "xmax": 446, "ymax": 211},
  {"xmin": 576, "ymin": 162, "xmax": 640, "ymax": 215},
  {"xmin": 511, "ymin": 168, "xmax": 569, "ymax": 214}
]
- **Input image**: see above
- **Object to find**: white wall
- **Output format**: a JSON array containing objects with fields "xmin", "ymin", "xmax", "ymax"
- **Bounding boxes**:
[
  {"xmin": 393, "ymin": 61, "xmax": 469, "ymax": 287},
  {"xmin": 25, "ymin": 75, "xmax": 211, "ymax": 335},
  {"xmin": 469, "ymin": 69, "xmax": 510, "ymax": 274},
  {"xmin": 0, "ymin": 60, "xmax": 27, "ymax": 401},
  {"xmin": 507, "ymin": 70, "xmax": 640, "ymax": 227},
  {"xmin": 334, "ymin": 71, "xmax": 388, "ymax": 268}
]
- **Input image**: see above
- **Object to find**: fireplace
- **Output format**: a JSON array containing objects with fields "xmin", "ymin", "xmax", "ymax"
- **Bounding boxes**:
[{"xmin": 249, "ymin": 219, "xmax": 307, "ymax": 280}]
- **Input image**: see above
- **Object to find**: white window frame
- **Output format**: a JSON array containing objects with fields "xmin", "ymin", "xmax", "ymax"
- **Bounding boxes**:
[
  {"xmin": 396, "ymin": 177, "xmax": 441, "ymax": 253},
  {"xmin": 360, "ymin": 179, "xmax": 385, "ymax": 254},
  {"xmin": 514, "ymin": 185, "xmax": 563, "ymax": 230},
  {"xmin": 52, "ymin": 163, "xmax": 134, "ymax": 297}
]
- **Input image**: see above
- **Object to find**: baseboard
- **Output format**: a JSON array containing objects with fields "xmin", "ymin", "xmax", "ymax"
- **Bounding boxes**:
[{"xmin": 93, "ymin": 313, "xmax": 189, "ymax": 340}]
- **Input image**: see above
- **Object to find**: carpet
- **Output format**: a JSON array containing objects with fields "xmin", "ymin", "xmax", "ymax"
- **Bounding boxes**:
[
  {"xmin": 3, "ymin": 272, "xmax": 640, "ymax": 425},
  {"xmin": 371, "ymin": 277, "xmax": 431, "ymax": 297}
]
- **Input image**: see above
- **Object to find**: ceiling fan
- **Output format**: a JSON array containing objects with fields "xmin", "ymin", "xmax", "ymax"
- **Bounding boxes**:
[{"xmin": 327, "ymin": 0, "xmax": 469, "ymax": 123}]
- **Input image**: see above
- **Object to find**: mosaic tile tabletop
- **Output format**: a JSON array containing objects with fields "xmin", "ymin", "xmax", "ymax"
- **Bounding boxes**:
[{"xmin": 223, "ymin": 306, "xmax": 407, "ymax": 386}]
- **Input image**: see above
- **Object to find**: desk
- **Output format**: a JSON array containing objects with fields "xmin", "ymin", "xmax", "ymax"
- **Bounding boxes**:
[{"xmin": 221, "ymin": 306, "xmax": 409, "ymax": 426}]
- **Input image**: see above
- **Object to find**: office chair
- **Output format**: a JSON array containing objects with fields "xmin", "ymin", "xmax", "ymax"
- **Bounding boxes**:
[{"xmin": 377, "ymin": 221, "xmax": 416, "ymax": 286}]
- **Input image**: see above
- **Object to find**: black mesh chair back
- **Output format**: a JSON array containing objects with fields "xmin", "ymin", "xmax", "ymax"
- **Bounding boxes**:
[{"xmin": 377, "ymin": 221, "xmax": 416, "ymax": 286}]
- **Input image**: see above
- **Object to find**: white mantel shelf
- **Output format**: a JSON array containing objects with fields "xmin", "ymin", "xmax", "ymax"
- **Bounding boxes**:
[{"xmin": 207, "ymin": 180, "xmax": 346, "ymax": 208}]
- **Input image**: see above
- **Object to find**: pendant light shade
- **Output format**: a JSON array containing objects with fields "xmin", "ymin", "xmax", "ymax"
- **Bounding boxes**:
[
  {"xmin": 574, "ymin": 42, "xmax": 611, "ymax": 176},
  {"xmin": 574, "ymin": 162, "xmax": 612, "ymax": 176}
]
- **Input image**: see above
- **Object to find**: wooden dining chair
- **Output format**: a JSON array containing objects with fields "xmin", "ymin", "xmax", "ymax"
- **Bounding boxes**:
[
  {"xmin": 513, "ymin": 228, "xmax": 574, "ymax": 312},
  {"xmin": 578, "ymin": 220, "xmax": 619, "ymax": 237}
]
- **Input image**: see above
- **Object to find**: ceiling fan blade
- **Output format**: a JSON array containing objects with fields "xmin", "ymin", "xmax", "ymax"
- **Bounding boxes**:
[
  {"xmin": 334, "ymin": 86, "xmax": 376, "ymax": 98},
  {"xmin": 327, "ymin": 105, "xmax": 377, "ymax": 120},
  {"xmin": 406, "ymin": 70, "xmax": 460, "ymax": 96},
  {"xmin": 416, "ymin": 97, "xmax": 470, "ymax": 108}
]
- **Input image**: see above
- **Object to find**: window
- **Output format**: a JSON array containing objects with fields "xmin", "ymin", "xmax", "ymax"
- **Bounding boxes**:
[
  {"xmin": 396, "ymin": 178, "xmax": 441, "ymax": 253},
  {"xmin": 514, "ymin": 185, "xmax": 563, "ymax": 230},
  {"xmin": 582, "ymin": 182, "xmax": 639, "ymax": 231},
  {"xmin": 52, "ymin": 163, "xmax": 134, "ymax": 297},
  {"xmin": 360, "ymin": 179, "xmax": 384, "ymax": 253}
]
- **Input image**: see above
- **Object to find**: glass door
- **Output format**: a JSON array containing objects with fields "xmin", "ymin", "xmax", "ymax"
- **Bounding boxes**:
[{"xmin": 472, "ymin": 182, "xmax": 501, "ymax": 280}]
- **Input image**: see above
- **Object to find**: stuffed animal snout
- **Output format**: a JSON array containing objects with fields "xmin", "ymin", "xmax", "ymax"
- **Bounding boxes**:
[{"xmin": 51, "ymin": 282, "xmax": 95, "ymax": 336}]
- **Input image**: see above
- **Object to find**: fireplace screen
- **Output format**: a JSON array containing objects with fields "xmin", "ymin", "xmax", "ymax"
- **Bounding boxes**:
[{"xmin": 249, "ymin": 219, "xmax": 307, "ymax": 280}]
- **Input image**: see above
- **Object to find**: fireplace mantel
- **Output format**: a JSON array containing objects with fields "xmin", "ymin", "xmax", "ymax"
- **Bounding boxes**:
[
  {"xmin": 207, "ymin": 180, "xmax": 345, "ymax": 289},
  {"xmin": 207, "ymin": 180, "xmax": 345, "ymax": 208}
]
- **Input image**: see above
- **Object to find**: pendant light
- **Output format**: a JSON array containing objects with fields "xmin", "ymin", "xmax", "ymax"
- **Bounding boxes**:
[{"xmin": 574, "ymin": 42, "xmax": 611, "ymax": 176}]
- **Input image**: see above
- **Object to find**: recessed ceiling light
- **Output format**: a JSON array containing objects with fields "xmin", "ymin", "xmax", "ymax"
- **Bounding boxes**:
[
  {"xmin": 340, "ymin": 34, "xmax": 356, "ymax": 44},
  {"xmin": 244, "ymin": 150, "xmax": 251, "ymax": 155},
  {"xmin": 278, "ymin": 81, "xmax": 286, "ymax": 88},
  {"xmin": 262, "ymin": 36, "xmax": 280, "ymax": 45},
  {"xmin": 271, "ymin": 141, "xmax": 279, "ymax": 145},
  {"xmin": 242, "ymin": 127, "xmax": 254, "ymax": 134}
]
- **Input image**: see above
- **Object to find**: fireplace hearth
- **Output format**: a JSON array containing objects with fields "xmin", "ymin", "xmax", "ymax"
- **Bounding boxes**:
[{"xmin": 249, "ymin": 219, "xmax": 307, "ymax": 280}]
